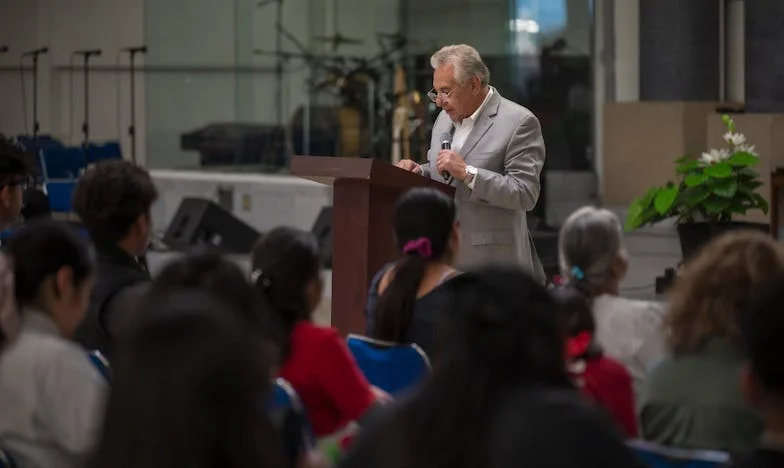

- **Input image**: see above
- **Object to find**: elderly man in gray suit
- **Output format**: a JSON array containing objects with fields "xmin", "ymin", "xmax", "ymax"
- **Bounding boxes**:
[{"xmin": 396, "ymin": 44, "xmax": 546, "ymax": 281}]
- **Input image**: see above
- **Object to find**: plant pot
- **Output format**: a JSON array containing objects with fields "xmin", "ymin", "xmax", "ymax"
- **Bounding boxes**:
[{"xmin": 677, "ymin": 222, "xmax": 770, "ymax": 261}]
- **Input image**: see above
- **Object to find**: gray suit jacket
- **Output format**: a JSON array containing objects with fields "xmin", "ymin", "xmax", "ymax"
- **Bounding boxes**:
[{"xmin": 420, "ymin": 88, "xmax": 546, "ymax": 281}]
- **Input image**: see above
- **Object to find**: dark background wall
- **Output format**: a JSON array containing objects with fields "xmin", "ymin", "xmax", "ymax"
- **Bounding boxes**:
[
  {"xmin": 639, "ymin": 0, "xmax": 720, "ymax": 101},
  {"xmin": 746, "ymin": 0, "xmax": 784, "ymax": 112}
]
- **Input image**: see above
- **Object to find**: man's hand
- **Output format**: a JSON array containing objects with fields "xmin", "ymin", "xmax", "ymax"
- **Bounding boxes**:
[
  {"xmin": 395, "ymin": 159, "xmax": 422, "ymax": 174},
  {"xmin": 437, "ymin": 150, "xmax": 468, "ymax": 181}
]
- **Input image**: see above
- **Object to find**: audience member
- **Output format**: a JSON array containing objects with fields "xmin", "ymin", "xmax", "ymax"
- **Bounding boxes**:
[
  {"xmin": 639, "ymin": 231, "xmax": 784, "ymax": 453},
  {"xmin": 559, "ymin": 206, "xmax": 665, "ymax": 390},
  {"xmin": 0, "ymin": 252, "xmax": 17, "ymax": 350},
  {"xmin": 552, "ymin": 286, "xmax": 638, "ymax": 438},
  {"xmin": 341, "ymin": 265, "xmax": 643, "ymax": 468},
  {"xmin": 366, "ymin": 187, "xmax": 460, "ymax": 356},
  {"xmin": 732, "ymin": 277, "xmax": 784, "ymax": 467},
  {"xmin": 87, "ymin": 290, "xmax": 288, "ymax": 468},
  {"xmin": 0, "ymin": 220, "xmax": 105, "ymax": 468},
  {"xmin": 0, "ymin": 139, "xmax": 29, "ymax": 231},
  {"xmin": 72, "ymin": 160, "xmax": 157, "ymax": 360},
  {"xmin": 251, "ymin": 227, "xmax": 388, "ymax": 438}
]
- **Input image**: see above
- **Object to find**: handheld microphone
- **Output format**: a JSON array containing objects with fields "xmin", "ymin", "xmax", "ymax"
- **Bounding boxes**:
[
  {"xmin": 22, "ymin": 47, "xmax": 48, "ymax": 57},
  {"xmin": 440, "ymin": 132, "xmax": 453, "ymax": 181},
  {"xmin": 73, "ymin": 49, "xmax": 102, "ymax": 56},
  {"xmin": 121, "ymin": 46, "xmax": 147, "ymax": 53}
]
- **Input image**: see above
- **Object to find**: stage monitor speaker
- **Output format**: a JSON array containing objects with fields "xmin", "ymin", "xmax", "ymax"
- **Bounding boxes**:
[
  {"xmin": 163, "ymin": 197, "xmax": 260, "ymax": 254},
  {"xmin": 311, "ymin": 206, "xmax": 332, "ymax": 269}
]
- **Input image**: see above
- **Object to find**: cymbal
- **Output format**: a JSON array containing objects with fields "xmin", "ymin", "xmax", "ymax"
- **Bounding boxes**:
[{"xmin": 313, "ymin": 33, "xmax": 365, "ymax": 49}]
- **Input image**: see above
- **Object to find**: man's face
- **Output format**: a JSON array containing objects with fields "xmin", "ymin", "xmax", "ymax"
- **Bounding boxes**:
[
  {"xmin": 432, "ymin": 64, "xmax": 480, "ymax": 122},
  {"xmin": 0, "ymin": 181, "xmax": 24, "ymax": 225}
]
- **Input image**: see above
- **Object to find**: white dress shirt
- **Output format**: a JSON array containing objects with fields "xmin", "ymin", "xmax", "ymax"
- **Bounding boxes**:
[
  {"xmin": 452, "ymin": 87, "xmax": 494, "ymax": 190},
  {"xmin": 0, "ymin": 310, "xmax": 107, "ymax": 468}
]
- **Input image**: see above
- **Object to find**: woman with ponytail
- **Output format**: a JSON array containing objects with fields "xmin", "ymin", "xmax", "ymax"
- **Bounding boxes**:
[
  {"xmin": 251, "ymin": 227, "xmax": 388, "ymax": 439},
  {"xmin": 365, "ymin": 187, "xmax": 460, "ymax": 357},
  {"xmin": 559, "ymin": 206, "xmax": 665, "ymax": 391}
]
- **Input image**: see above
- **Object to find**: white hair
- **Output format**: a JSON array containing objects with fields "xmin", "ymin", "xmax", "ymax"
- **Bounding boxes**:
[
  {"xmin": 430, "ymin": 44, "xmax": 490, "ymax": 86},
  {"xmin": 558, "ymin": 206, "xmax": 626, "ymax": 294}
]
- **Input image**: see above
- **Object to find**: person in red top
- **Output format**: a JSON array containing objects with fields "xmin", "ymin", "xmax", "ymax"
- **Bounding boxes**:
[
  {"xmin": 553, "ymin": 285, "xmax": 639, "ymax": 438},
  {"xmin": 251, "ymin": 227, "xmax": 388, "ymax": 438}
]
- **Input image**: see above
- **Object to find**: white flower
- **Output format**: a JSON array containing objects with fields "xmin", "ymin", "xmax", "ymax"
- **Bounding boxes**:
[
  {"xmin": 700, "ymin": 148, "xmax": 730, "ymax": 164},
  {"xmin": 723, "ymin": 132, "xmax": 746, "ymax": 147},
  {"xmin": 735, "ymin": 143, "xmax": 757, "ymax": 155}
]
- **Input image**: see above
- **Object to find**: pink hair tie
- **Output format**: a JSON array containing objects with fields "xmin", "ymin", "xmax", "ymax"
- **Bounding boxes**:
[{"xmin": 402, "ymin": 237, "xmax": 433, "ymax": 259}]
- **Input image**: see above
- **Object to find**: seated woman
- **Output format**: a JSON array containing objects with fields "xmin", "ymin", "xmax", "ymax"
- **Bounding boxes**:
[
  {"xmin": 340, "ymin": 266, "xmax": 644, "ymax": 468},
  {"xmin": 553, "ymin": 286, "xmax": 638, "ymax": 438},
  {"xmin": 365, "ymin": 187, "xmax": 460, "ymax": 357},
  {"xmin": 559, "ymin": 206, "xmax": 666, "ymax": 390},
  {"xmin": 0, "ymin": 220, "xmax": 105, "ymax": 468},
  {"xmin": 251, "ymin": 227, "xmax": 388, "ymax": 439},
  {"xmin": 639, "ymin": 231, "xmax": 784, "ymax": 454}
]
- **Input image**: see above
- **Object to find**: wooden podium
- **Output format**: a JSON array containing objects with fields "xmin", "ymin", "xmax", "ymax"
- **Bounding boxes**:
[{"xmin": 291, "ymin": 156, "xmax": 455, "ymax": 335}]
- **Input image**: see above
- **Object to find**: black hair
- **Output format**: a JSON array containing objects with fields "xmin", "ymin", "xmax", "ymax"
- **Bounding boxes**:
[
  {"xmin": 88, "ymin": 290, "xmax": 283, "ymax": 468},
  {"xmin": 373, "ymin": 187, "xmax": 456, "ymax": 342},
  {"xmin": 741, "ymin": 276, "xmax": 784, "ymax": 393},
  {"xmin": 72, "ymin": 160, "xmax": 157, "ymax": 246},
  {"xmin": 0, "ymin": 138, "xmax": 30, "ymax": 183},
  {"xmin": 250, "ymin": 227, "xmax": 322, "ymax": 358},
  {"xmin": 361, "ymin": 264, "xmax": 572, "ymax": 468},
  {"xmin": 551, "ymin": 286, "xmax": 596, "ymax": 336},
  {"xmin": 4, "ymin": 219, "xmax": 94, "ymax": 306}
]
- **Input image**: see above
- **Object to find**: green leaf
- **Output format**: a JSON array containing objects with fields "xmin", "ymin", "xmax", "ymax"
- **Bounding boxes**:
[
  {"xmin": 676, "ymin": 159, "xmax": 698, "ymax": 174},
  {"xmin": 704, "ymin": 163, "xmax": 732, "ymax": 178},
  {"xmin": 684, "ymin": 189, "xmax": 710, "ymax": 206},
  {"xmin": 684, "ymin": 173, "xmax": 708, "ymax": 187},
  {"xmin": 727, "ymin": 151, "xmax": 759, "ymax": 166},
  {"xmin": 703, "ymin": 197, "xmax": 732, "ymax": 213},
  {"xmin": 754, "ymin": 193, "xmax": 770, "ymax": 214},
  {"xmin": 654, "ymin": 185, "xmax": 679, "ymax": 215},
  {"xmin": 712, "ymin": 178, "xmax": 738, "ymax": 198}
]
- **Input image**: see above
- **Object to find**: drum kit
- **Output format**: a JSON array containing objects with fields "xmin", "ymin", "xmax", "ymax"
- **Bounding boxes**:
[{"xmin": 253, "ymin": 6, "xmax": 433, "ymax": 162}]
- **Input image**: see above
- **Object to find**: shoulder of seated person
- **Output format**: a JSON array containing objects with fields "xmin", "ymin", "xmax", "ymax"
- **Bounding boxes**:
[{"xmin": 594, "ymin": 295, "xmax": 665, "ymax": 315}]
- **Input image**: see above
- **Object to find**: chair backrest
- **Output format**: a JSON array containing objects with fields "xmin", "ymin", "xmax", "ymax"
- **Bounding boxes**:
[
  {"xmin": 85, "ymin": 142, "xmax": 122, "ymax": 165},
  {"xmin": 627, "ymin": 440, "xmax": 731, "ymax": 468},
  {"xmin": 87, "ymin": 349, "xmax": 111, "ymax": 383},
  {"xmin": 268, "ymin": 377, "xmax": 315, "ymax": 458},
  {"xmin": 0, "ymin": 448, "xmax": 17, "ymax": 468},
  {"xmin": 43, "ymin": 181, "xmax": 77, "ymax": 213},
  {"xmin": 346, "ymin": 334, "xmax": 430, "ymax": 396},
  {"xmin": 39, "ymin": 147, "xmax": 85, "ymax": 180}
]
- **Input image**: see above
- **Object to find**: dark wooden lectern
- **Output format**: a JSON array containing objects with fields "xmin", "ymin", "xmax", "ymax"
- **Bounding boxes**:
[{"xmin": 291, "ymin": 156, "xmax": 455, "ymax": 335}]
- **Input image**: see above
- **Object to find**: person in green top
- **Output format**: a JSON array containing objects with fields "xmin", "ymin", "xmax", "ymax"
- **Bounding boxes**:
[{"xmin": 639, "ymin": 231, "xmax": 784, "ymax": 455}]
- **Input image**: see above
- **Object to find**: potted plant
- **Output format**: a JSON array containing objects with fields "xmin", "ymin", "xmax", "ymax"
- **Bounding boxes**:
[{"xmin": 624, "ymin": 114, "xmax": 769, "ymax": 260}]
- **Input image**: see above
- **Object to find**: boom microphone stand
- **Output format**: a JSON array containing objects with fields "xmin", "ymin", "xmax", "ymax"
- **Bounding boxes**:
[
  {"xmin": 22, "ymin": 47, "xmax": 49, "ymax": 138},
  {"xmin": 72, "ymin": 49, "xmax": 102, "ymax": 146},
  {"xmin": 120, "ymin": 46, "xmax": 147, "ymax": 163}
]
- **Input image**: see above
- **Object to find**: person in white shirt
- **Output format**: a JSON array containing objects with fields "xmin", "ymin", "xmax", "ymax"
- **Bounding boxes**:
[
  {"xmin": 0, "ymin": 220, "xmax": 105, "ymax": 468},
  {"xmin": 558, "ymin": 206, "xmax": 666, "ymax": 391}
]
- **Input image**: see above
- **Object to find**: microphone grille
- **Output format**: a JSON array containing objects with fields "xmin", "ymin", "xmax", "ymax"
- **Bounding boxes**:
[{"xmin": 440, "ymin": 132, "xmax": 453, "ymax": 143}]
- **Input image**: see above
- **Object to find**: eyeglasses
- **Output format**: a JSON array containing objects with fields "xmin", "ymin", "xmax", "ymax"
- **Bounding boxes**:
[
  {"xmin": 0, "ymin": 176, "xmax": 31, "ymax": 190},
  {"xmin": 427, "ymin": 87, "xmax": 458, "ymax": 103}
]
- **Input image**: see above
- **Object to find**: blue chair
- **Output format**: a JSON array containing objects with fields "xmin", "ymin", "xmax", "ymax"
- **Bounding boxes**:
[
  {"xmin": 627, "ymin": 440, "xmax": 731, "ymax": 468},
  {"xmin": 0, "ymin": 448, "xmax": 17, "ymax": 468},
  {"xmin": 39, "ymin": 147, "xmax": 86, "ymax": 180},
  {"xmin": 268, "ymin": 378, "xmax": 315, "ymax": 460},
  {"xmin": 43, "ymin": 181, "xmax": 77, "ymax": 213},
  {"xmin": 15, "ymin": 134, "xmax": 64, "ymax": 151},
  {"xmin": 85, "ymin": 141, "xmax": 122, "ymax": 165},
  {"xmin": 346, "ymin": 334, "xmax": 430, "ymax": 396},
  {"xmin": 87, "ymin": 350, "xmax": 111, "ymax": 382}
]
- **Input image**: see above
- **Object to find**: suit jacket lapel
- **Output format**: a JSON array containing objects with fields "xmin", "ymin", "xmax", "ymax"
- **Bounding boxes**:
[{"xmin": 460, "ymin": 90, "xmax": 501, "ymax": 159}]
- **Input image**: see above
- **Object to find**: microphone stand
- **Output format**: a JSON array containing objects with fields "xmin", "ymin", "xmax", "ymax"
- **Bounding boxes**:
[
  {"xmin": 121, "ymin": 47, "xmax": 147, "ymax": 164},
  {"xmin": 257, "ymin": 0, "xmax": 285, "ymax": 130},
  {"xmin": 22, "ymin": 48, "xmax": 49, "ymax": 138},
  {"xmin": 73, "ymin": 50, "xmax": 102, "ymax": 147}
]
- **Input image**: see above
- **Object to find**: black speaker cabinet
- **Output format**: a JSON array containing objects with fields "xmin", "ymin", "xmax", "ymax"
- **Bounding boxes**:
[
  {"xmin": 163, "ymin": 197, "xmax": 260, "ymax": 254},
  {"xmin": 312, "ymin": 206, "xmax": 332, "ymax": 269}
]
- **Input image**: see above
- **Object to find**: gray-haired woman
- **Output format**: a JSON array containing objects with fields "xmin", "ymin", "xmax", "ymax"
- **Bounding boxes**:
[{"xmin": 558, "ymin": 206, "xmax": 666, "ymax": 390}]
